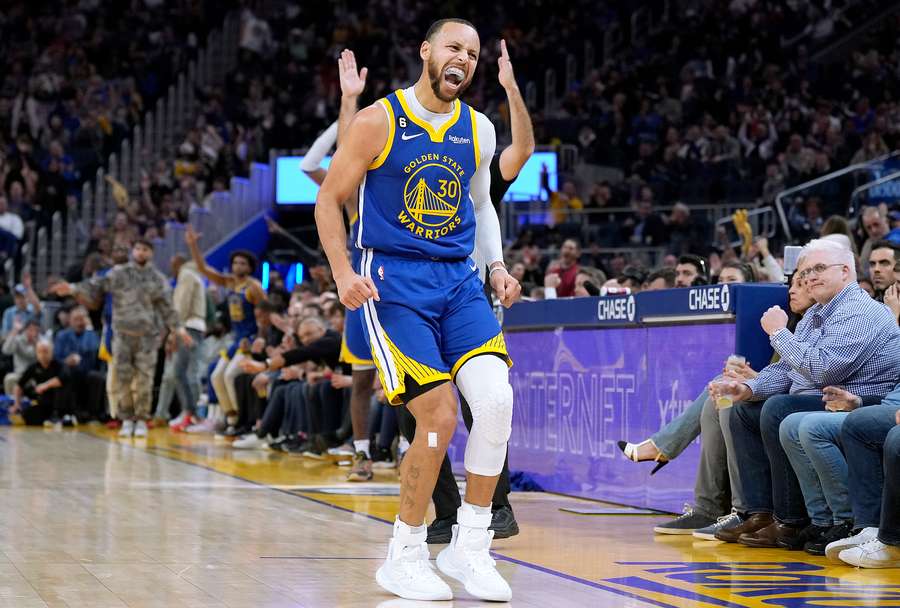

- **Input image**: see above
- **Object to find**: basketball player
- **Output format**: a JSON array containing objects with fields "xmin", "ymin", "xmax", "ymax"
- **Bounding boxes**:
[
  {"xmin": 316, "ymin": 19, "xmax": 520, "ymax": 602},
  {"xmin": 301, "ymin": 49, "xmax": 379, "ymax": 482},
  {"xmin": 185, "ymin": 225, "xmax": 265, "ymax": 435},
  {"xmin": 396, "ymin": 37, "xmax": 534, "ymax": 543}
]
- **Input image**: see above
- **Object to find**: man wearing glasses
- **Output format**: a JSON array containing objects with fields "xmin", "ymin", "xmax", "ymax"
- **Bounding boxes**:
[{"xmin": 709, "ymin": 239, "xmax": 900, "ymax": 549}]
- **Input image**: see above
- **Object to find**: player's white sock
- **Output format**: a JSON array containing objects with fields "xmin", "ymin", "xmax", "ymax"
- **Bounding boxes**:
[{"xmin": 354, "ymin": 439, "xmax": 371, "ymax": 459}]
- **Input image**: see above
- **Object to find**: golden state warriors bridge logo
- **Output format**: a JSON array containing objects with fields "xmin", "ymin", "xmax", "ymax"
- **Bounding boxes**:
[{"xmin": 398, "ymin": 154, "xmax": 466, "ymax": 241}]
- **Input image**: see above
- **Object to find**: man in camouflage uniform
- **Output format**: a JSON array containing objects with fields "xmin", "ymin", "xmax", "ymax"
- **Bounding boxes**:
[{"xmin": 55, "ymin": 239, "xmax": 192, "ymax": 438}]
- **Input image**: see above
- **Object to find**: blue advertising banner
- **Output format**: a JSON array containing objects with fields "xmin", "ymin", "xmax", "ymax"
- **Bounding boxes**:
[
  {"xmin": 446, "ymin": 285, "xmax": 785, "ymax": 512},
  {"xmin": 447, "ymin": 323, "xmax": 736, "ymax": 513}
]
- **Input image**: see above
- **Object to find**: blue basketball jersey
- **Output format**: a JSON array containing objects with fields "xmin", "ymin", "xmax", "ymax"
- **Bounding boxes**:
[
  {"xmin": 227, "ymin": 281, "xmax": 257, "ymax": 339},
  {"xmin": 357, "ymin": 89, "xmax": 482, "ymax": 260}
]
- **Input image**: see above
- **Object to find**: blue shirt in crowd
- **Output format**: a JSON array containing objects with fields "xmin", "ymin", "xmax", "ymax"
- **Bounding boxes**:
[
  {"xmin": 745, "ymin": 282, "xmax": 900, "ymax": 400},
  {"xmin": 54, "ymin": 328, "xmax": 100, "ymax": 374}
]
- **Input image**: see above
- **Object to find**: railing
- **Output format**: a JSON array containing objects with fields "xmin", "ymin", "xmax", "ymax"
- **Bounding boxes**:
[
  {"xmin": 848, "ymin": 170, "xmax": 900, "ymax": 215},
  {"xmin": 774, "ymin": 151, "xmax": 900, "ymax": 242},
  {"xmin": 32, "ymin": 12, "xmax": 242, "ymax": 291},
  {"xmin": 502, "ymin": 201, "xmax": 758, "ymax": 243},
  {"xmin": 152, "ymin": 163, "xmax": 275, "ymax": 270}
]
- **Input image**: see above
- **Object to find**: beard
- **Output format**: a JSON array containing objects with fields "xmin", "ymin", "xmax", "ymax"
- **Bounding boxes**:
[{"xmin": 427, "ymin": 57, "xmax": 470, "ymax": 103}]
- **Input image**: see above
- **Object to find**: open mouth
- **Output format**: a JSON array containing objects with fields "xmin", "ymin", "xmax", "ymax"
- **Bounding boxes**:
[{"xmin": 443, "ymin": 66, "xmax": 465, "ymax": 89}]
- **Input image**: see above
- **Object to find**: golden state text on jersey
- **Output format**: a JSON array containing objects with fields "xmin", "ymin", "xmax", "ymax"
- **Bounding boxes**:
[{"xmin": 356, "ymin": 89, "xmax": 481, "ymax": 259}]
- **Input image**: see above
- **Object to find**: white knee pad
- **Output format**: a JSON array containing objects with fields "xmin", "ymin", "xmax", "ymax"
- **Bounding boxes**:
[{"xmin": 456, "ymin": 355, "xmax": 513, "ymax": 476}]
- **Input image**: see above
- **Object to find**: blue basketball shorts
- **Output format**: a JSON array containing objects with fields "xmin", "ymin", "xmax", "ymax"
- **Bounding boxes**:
[
  {"xmin": 358, "ymin": 249, "xmax": 510, "ymax": 405},
  {"xmin": 341, "ymin": 307, "xmax": 375, "ymax": 368}
]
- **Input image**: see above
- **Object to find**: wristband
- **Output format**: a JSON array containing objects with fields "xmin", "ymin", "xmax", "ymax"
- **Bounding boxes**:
[{"xmin": 489, "ymin": 265, "xmax": 507, "ymax": 277}]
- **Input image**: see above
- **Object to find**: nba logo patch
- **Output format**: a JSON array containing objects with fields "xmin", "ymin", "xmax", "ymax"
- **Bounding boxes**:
[{"xmin": 378, "ymin": 265, "xmax": 385, "ymax": 280}]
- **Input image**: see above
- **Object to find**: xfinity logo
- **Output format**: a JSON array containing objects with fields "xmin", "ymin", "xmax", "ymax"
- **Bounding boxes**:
[
  {"xmin": 688, "ymin": 284, "xmax": 730, "ymax": 312},
  {"xmin": 449, "ymin": 135, "xmax": 471, "ymax": 144},
  {"xmin": 597, "ymin": 295, "xmax": 636, "ymax": 322}
]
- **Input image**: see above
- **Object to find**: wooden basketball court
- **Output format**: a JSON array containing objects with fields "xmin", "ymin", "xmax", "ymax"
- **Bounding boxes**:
[{"xmin": 2, "ymin": 427, "xmax": 898, "ymax": 607}]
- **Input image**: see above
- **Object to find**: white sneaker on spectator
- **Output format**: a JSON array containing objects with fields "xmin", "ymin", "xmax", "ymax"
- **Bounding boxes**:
[
  {"xmin": 839, "ymin": 538, "xmax": 900, "ymax": 568},
  {"xmin": 328, "ymin": 444, "xmax": 354, "ymax": 457},
  {"xmin": 232, "ymin": 434, "xmax": 271, "ymax": 450},
  {"xmin": 119, "ymin": 420, "xmax": 135, "ymax": 438},
  {"xmin": 376, "ymin": 519, "xmax": 452, "ymax": 601},
  {"xmin": 436, "ymin": 506, "xmax": 511, "ymax": 601},
  {"xmin": 186, "ymin": 418, "xmax": 217, "ymax": 434},
  {"xmin": 133, "ymin": 420, "xmax": 148, "ymax": 438},
  {"xmin": 825, "ymin": 526, "xmax": 879, "ymax": 562},
  {"xmin": 168, "ymin": 412, "xmax": 188, "ymax": 428}
]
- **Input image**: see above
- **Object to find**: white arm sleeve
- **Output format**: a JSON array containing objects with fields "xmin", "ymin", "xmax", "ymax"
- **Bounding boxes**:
[
  {"xmin": 471, "ymin": 112, "xmax": 501, "ymax": 281},
  {"xmin": 299, "ymin": 121, "xmax": 338, "ymax": 172}
]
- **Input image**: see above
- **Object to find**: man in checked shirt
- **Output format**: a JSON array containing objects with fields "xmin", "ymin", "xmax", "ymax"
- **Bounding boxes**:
[{"xmin": 709, "ymin": 238, "xmax": 900, "ymax": 549}]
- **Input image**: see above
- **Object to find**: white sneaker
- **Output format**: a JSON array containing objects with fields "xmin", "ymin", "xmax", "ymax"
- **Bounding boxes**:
[
  {"xmin": 436, "ymin": 509, "xmax": 511, "ymax": 602},
  {"xmin": 232, "ymin": 434, "xmax": 271, "ymax": 450},
  {"xmin": 376, "ymin": 520, "xmax": 452, "ymax": 601},
  {"xmin": 327, "ymin": 444, "xmax": 355, "ymax": 457},
  {"xmin": 133, "ymin": 420, "xmax": 148, "ymax": 438},
  {"xmin": 168, "ymin": 412, "xmax": 188, "ymax": 428},
  {"xmin": 826, "ymin": 526, "xmax": 879, "ymax": 562},
  {"xmin": 186, "ymin": 417, "xmax": 217, "ymax": 434},
  {"xmin": 119, "ymin": 420, "xmax": 135, "ymax": 438},
  {"xmin": 839, "ymin": 538, "xmax": 900, "ymax": 568}
]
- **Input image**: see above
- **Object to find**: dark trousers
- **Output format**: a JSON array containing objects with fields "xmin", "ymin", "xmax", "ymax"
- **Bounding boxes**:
[
  {"xmin": 881, "ymin": 426, "xmax": 900, "ymax": 545},
  {"xmin": 307, "ymin": 381, "xmax": 344, "ymax": 441},
  {"xmin": 732, "ymin": 393, "xmax": 881, "ymax": 524},
  {"xmin": 369, "ymin": 400, "xmax": 399, "ymax": 449},
  {"xmin": 234, "ymin": 373, "xmax": 267, "ymax": 428},
  {"xmin": 258, "ymin": 380, "xmax": 306, "ymax": 438},
  {"xmin": 67, "ymin": 369, "xmax": 107, "ymax": 421},
  {"xmin": 397, "ymin": 393, "xmax": 511, "ymax": 519},
  {"xmin": 841, "ymin": 403, "xmax": 900, "ymax": 529},
  {"xmin": 21, "ymin": 387, "xmax": 69, "ymax": 426},
  {"xmin": 731, "ymin": 394, "xmax": 827, "ymax": 524}
]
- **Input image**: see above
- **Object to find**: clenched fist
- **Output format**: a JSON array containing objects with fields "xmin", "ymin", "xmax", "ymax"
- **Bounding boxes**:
[{"xmin": 760, "ymin": 305, "xmax": 788, "ymax": 336}]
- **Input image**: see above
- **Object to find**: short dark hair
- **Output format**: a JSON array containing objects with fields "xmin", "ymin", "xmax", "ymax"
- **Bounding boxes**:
[
  {"xmin": 425, "ymin": 18, "xmax": 476, "ymax": 42},
  {"xmin": 619, "ymin": 265, "xmax": 647, "ymax": 285},
  {"xmin": 720, "ymin": 261, "xmax": 757, "ymax": 283},
  {"xmin": 870, "ymin": 240, "xmax": 900, "ymax": 260},
  {"xmin": 678, "ymin": 254, "xmax": 709, "ymax": 283},
  {"xmin": 646, "ymin": 268, "xmax": 676, "ymax": 288},
  {"xmin": 134, "ymin": 238, "xmax": 154, "ymax": 250},
  {"xmin": 229, "ymin": 250, "xmax": 257, "ymax": 273}
]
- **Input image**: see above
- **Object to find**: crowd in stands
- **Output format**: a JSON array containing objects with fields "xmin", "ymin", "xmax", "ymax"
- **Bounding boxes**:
[{"xmin": 0, "ymin": 1, "xmax": 220, "ymax": 270}]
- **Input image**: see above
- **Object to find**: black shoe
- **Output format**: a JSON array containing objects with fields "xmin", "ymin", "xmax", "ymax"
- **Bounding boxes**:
[
  {"xmin": 272, "ymin": 437, "xmax": 302, "ymax": 452},
  {"xmin": 225, "ymin": 425, "xmax": 249, "ymax": 438},
  {"xmin": 489, "ymin": 505, "xmax": 519, "ymax": 539},
  {"xmin": 426, "ymin": 515, "xmax": 456, "ymax": 544},
  {"xmin": 805, "ymin": 521, "xmax": 855, "ymax": 556},
  {"xmin": 301, "ymin": 435, "xmax": 328, "ymax": 460},
  {"xmin": 287, "ymin": 440, "xmax": 312, "ymax": 454},
  {"xmin": 777, "ymin": 522, "xmax": 830, "ymax": 550}
]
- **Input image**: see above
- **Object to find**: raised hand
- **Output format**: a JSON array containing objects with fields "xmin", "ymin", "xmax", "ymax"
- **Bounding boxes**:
[
  {"xmin": 498, "ymin": 39, "xmax": 517, "ymax": 90},
  {"xmin": 184, "ymin": 224, "xmax": 200, "ymax": 248},
  {"xmin": 760, "ymin": 305, "xmax": 788, "ymax": 336},
  {"xmin": 338, "ymin": 49, "xmax": 367, "ymax": 98},
  {"xmin": 885, "ymin": 284, "xmax": 900, "ymax": 320}
]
